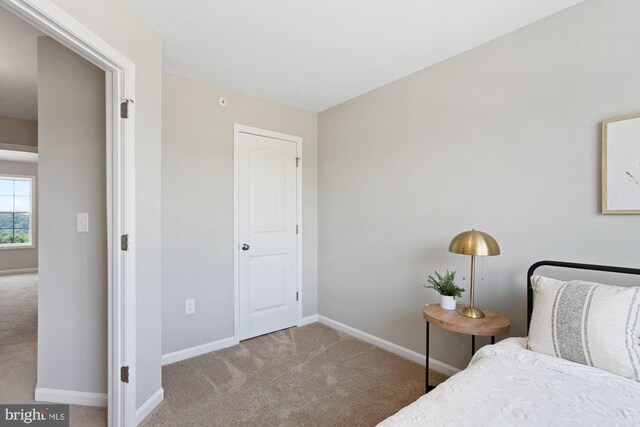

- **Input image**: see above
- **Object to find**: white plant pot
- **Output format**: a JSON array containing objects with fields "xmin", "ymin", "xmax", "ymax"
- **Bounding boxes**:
[{"xmin": 440, "ymin": 295, "xmax": 457, "ymax": 310}]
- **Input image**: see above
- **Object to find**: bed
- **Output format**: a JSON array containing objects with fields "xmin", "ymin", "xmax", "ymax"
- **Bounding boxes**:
[{"xmin": 379, "ymin": 260, "xmax": 640, "ymax": 427}]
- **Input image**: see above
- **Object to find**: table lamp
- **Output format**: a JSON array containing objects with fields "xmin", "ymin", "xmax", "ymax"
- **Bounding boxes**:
[{"xmin": 449, "ymin": 229, "xmax": 500, "ymax": 319}]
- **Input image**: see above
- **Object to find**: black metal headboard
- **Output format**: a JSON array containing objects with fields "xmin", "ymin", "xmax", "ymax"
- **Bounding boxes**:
[{"xmin": 527, "ymin": 260, "xmax": 640, "ymax": 332}]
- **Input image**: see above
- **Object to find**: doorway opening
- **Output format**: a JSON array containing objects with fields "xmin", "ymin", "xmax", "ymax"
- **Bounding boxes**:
[{"xmin": 0, "ymin": 1, "xmax": 137, "ymax": 425}]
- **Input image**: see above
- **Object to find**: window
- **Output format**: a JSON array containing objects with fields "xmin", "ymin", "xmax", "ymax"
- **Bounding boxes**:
[{"xmin": 0, "ymin": 176, "xmax": 34, "ymax": 248}]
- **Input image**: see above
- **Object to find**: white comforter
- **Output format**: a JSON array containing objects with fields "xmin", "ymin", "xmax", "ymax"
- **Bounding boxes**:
[{"xmin": 379, "ymin": 338, "xmax": 640, "ymax": 427}]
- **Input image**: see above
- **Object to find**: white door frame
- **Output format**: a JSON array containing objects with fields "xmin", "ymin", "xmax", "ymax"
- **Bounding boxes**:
[
  {"xmin": 0, "ymin": 1, "xmax": 137, "ymax": 426},
  {"xmin": 233, "ymin": 124, "xmax": 303, "ymax": 340}
]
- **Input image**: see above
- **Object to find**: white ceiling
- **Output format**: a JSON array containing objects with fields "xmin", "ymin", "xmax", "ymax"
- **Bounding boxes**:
[
  {"xmin": 128, "ymin": 0, "xmax": 583, "ymax": 112},
  {"xmin": 0, "ymin": 8, "xmax": 42, "ymax": 121}
]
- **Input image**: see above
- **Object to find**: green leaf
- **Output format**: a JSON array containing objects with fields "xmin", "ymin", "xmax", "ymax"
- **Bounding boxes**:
[{"xmin": 424, "ymin": 270, "xmax": 465, "ymax": 297}]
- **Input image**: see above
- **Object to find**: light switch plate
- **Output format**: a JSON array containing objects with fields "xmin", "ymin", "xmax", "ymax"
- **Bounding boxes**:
[
  {"xmin": 185, "ymin": 299, "xmax": 195, "ymax": 315},
  {"xmin": 77, "ymin": 213, "xmax": 89, "ymax": 232}
]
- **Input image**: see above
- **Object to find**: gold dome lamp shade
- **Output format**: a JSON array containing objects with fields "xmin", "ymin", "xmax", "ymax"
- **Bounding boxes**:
[{"xmin": 449, "ymin": 229, "xmax": 500, "ymax": 319}]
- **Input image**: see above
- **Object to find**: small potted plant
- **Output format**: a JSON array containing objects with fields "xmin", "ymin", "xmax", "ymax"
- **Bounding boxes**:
[{"xmin": 425, "ymin": 270, "xmax": 465, "ymax": 310}]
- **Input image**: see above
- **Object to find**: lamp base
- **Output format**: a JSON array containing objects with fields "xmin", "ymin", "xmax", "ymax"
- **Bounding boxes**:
[{"xmin": 459, "ymin": 306, "xmax": 486, "ymax": 319}]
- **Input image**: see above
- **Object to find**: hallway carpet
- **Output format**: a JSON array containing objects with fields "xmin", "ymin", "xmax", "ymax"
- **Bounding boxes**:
[
  {"xmin": 143, "ymin": 323, "xmax": 447, "ymax": 426},
  {"xmin": 0, "ymin": 274, "xmax": 107, "ymax": 427}
]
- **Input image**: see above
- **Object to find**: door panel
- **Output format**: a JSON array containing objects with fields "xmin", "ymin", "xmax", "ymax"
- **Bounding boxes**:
[
  {"xmin": 250, "ymin": 150, "xmax": 287, "ymax": 233},
  {"xmin": 249, "ymin": 254, "xmax": 287, "ymax": 312},
  {"xmin": 237, "ymin": 130, "xmax": 298, "ymax": 340}
]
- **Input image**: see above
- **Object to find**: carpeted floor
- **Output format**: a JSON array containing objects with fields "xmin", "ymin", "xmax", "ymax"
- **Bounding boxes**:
[
  {"xmin": 1, "ymin": 273, "xmax": 448, "ymax": 426},
  {"xmin": 142, "ymin": 323, "xmax": 447, "ymax": 427},
  {"xmin": 0, "ymin": 273, "xmax": 107, "ymax": 427}
]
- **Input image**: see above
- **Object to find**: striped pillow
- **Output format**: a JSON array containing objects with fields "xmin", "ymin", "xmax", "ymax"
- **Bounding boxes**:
[{"xmin": 527, "ymin": 275, "xmax": 640, "ymax": 382}]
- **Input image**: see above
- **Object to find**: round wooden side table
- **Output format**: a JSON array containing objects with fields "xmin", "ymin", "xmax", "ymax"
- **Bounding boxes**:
[{"xmin": 423, "ymin": 303, "xmax": 510, "ymax": 393}]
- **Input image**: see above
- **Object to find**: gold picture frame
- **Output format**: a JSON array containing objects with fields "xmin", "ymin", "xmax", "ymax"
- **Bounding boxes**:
[{"xmin": 602, "ymin": 113, "xmax": 640, "ymax": 214}]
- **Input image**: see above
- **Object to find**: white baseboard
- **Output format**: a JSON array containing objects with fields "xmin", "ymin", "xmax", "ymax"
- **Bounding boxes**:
[
  {"xmin": 299, "ymin": 314, "xmax": 318, "ymax": 326},
  {"xmin": 161, "ymin": 318, "xmax": 322, "ymax": 367},
  {"xmin": 136, "ymin": 387, "xmax": 164, "ymax": 425},
  {"xmin": 0, "ymin": 267, "xmax": 38, "ymax": 276},
  {"xmin": 34, "ymin": 387, "xmax": 107, "ymax": 407},
  {"xmin": 161, "ymin": 337, "xmax": 239, "ymax": 366},
  {"xmin": 317, "ymin": 315, "xmax": 460, "ymax": 377}
]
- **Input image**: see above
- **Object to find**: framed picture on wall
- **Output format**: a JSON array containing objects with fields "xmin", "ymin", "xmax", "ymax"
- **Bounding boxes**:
[{"xmin": 602, "ymin": 113, "xmax": 640, "ymax": 214}]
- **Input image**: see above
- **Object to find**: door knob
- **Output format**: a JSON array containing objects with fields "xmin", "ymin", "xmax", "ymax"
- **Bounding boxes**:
[{"xmin": 241, "ymin": 243, "xmax": 250, "ymax": 251}]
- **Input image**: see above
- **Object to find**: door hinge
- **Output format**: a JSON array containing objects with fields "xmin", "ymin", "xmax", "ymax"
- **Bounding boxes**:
[
  {"xmin": 296, "ymin": 292, "xmax": 299, "ymax": 301},
  {"xmin": 120, "ymin": 366, "xmax": 129, "ymax": 383},
  {"xmin": 120, "ymin": 98, "xmax": 134, "ymax": 119},
  {"xmin": 296, "ymin": 225, "xmax": 299, "ymax": 234},
  {"xmin": 296, "ymin": 157, "xmax": 300, "ymax": 167},
  {"xmin": 121, "ymin": 234, "xmax": 129, "ymax": 251}
]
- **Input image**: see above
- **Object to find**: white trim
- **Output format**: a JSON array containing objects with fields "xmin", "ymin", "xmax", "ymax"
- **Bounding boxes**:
[
  {"xmin": 233, "ymin": 128, "xmax": 240, "ymax": 341},
  {"xmin": 318, "ymin": 315, "xmax": 461, "ymax": 377},
  {"xmin": 295, "ymin": 133, "xmax": 303, "ymax": 327},
  {"xmin": 299, "ymin": 314, "xmax": 318, "ymax": 326},
  {"xmin": 0, "ymin": 243, "xmax": 35, "ymax": 250},
  {"xmin": 35, "ymin": 387, "xmax": 108, "ymax": 407},
  {"xmin": 161, "ymin": 337, "xmax": 239, "ymax": 366},
  {"xmin": 0, "ymin": 149, "xmax": 38, "ymax": 163},
  {"xmin": 0, "ymin": 1, "xmax": 137, "ymax": 426},
  {"xmin": 135, "ymin": 388, "xmax": 164, "ymax": 426},
  {"xmin": 0, "ymin": 267, "xmax": 38, "ymax": 276},
  {"xmin": 233, "ymin": 124, "xmax": 303, "ymax": 341}
]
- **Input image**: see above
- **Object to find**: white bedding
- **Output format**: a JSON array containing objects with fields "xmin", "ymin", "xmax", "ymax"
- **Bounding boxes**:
[{"xmin": 379, "ymin": 338, "xmax": 640, "ymax": 427}]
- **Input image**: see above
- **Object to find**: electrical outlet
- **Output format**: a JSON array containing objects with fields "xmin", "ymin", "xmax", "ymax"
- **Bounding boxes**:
[{"xmin": 185, "ymin": 299, "xmax": 195, "ymax": 315}]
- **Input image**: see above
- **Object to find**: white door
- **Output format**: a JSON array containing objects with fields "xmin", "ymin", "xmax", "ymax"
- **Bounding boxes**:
[{"xmin": 236, "ymin": 128, "xmax": 299, "ymax": 340}]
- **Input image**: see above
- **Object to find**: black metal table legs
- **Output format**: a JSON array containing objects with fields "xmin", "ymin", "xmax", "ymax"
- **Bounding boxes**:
[
  {"xmin": 425, "ymin": 321, "xmax": 496, "ymax": 394},
  {"xmin": 425, "ymin": 322, "xmax": 434, "ymax": 393},
  {"xmin": 471, "ymin": 335, "xmax": 496, "ymax": 355}
]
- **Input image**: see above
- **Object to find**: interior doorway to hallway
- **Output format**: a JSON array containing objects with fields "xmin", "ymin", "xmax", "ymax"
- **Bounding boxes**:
[{"xmin": 0, "ymin": 1, "xmax": 138, "ymax": 424}]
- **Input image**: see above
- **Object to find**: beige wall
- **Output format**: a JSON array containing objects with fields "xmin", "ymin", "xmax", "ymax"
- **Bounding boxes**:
[
  {"xmin": 318, "ymin": 0, "xmax": 640, "ymax": 371},
  {"xmin": 161, "ymin": 72, "xmax": 318, "ymax": 354},
  {"xmin": 0, "ymin": 116, "xmax": 37, "ymax": 147},
  {"xmin": 48, "ymin": 0, "xmax": 163, "ymax": 406},
  {"xmin": 37, "ymin": 37, "xmax": 107, "ymax": 393},
  {"xmin": 0, "ymin": 159, "xmax": 38, "ymax": 272}
]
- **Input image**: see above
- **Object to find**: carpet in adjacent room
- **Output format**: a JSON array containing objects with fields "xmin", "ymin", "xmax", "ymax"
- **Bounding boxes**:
[{"xmin": 0, "ymin": 274, "xmax": 107, "ymax": 427}]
